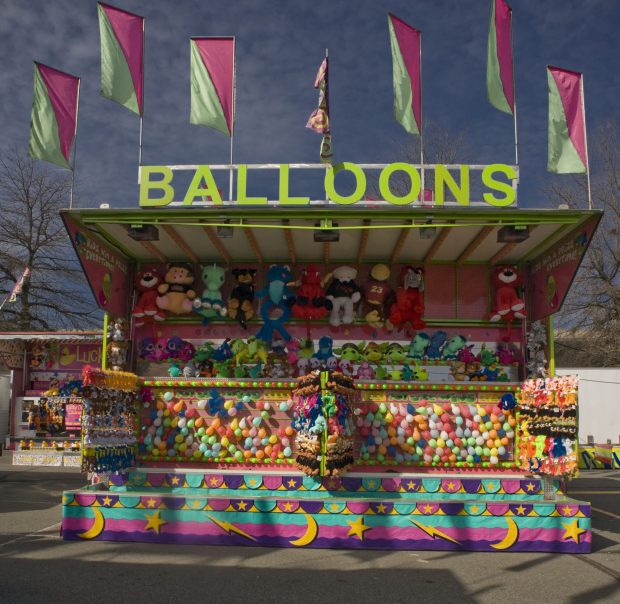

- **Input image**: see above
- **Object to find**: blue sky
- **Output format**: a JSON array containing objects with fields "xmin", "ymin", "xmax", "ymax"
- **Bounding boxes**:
[{"xmin": 0, "ymin": 0, "xmax": 618, "ymax": 209}]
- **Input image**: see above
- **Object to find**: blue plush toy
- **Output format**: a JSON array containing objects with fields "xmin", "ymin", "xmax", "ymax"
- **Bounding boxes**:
[
  {"xmin": 313, "ymin": 336, "xmax": 334, "ymax": 361},
  {"xmin": 256, "ymin": 265, "xmax": 295, "ymax": 343},
  {"xmin": 426, "ymin": 330, "xmax": 447, "ymax": 359}
]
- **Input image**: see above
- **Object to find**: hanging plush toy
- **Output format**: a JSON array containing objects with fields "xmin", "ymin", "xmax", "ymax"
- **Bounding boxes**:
[
  {"xmin": 193, "ymin": 264, "xmax": 227, "ymax": 323},
  {"xmin": 387, "ymin": 266, "xmax": 426, "ymax": 330},
  {"xmin": 363, "ymin": 263, "xmax": 393, "ymax": 328},
  {"xmin": 325, "ymin": 266, "xmax": 362, "ymax": 327},
  {"xmin": 156, "ymin": 263, "xmax": 197, "ymax": 315},
  {"xmin": 291, "ymin": 264, "xmax": 332, "ymax": 320},
  {"xmin": 256, "ymin": 265, "xmax": 296, "ymax": 342},
  {"xmin": 227, "ymin": 268, "xmax": 257, "ymax": 328},
  {"xmin": 490, "ymin": 265, "xmax": 526, "ymax": 322},
  {"xmin": 132, "ymin": 268, "xmax": 165, "ymax": 326}
]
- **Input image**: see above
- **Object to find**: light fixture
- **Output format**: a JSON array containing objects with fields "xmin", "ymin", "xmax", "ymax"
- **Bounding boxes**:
[
  {"xmin": 216, "ymin": 220, "xmax": 234, "ymax": 238},
  {"xmin": 497, "ymin": 225, "xmax": 529, "ymax": 243},
  {"xmin": 313, "ymin": 219, "xmax": 339, "ymax": 242},
  {"xmin": 126, "ymin": 224, "xmax": 159, "ymax": 241},
  {"xmin": 419, "ymin": 218, "xmax": 436, "ymax": 239}
]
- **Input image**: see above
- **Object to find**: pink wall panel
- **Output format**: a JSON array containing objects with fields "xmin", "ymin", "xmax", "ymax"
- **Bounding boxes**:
[
  {"xmin": 457, "ymin": 265, "xmax": 489, "ymax": 319},
  {"xmin": 424, "ymin": 265, "xmax": 456, "ymax": 319}
]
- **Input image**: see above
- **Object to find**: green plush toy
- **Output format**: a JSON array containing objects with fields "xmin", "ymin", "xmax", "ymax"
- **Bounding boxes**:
[{"xmin": 194, "ymin": 264, "xmax": 227, "ymax": 321}]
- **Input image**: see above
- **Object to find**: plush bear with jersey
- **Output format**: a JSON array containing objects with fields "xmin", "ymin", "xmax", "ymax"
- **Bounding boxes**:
[
  {"xmin": 156, "ymin": 263, "xmax": 196, "ymax": 315},
  {"xmin": 132, "ymin": 268, "xmax": 165, "ymax": 326},
  {"xmin": 490, "ymin": 265, "xmax": 526, "ymax": 322},
  {"xmin": 325, "ymin": 266, "xmax": 362, "ymax": 327},
  {"xmin": 363, "ymin": 263, "xmax": 393, "ymax": 328},
  {"xmin": 228, "ymin": 268, "xmax": 257, "ymax": 328}
]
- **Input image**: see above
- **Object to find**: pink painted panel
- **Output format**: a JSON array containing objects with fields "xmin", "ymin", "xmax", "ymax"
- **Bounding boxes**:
[
  {"xmin": 424, "ymin": 265, "xmax": 456, "ymax": 318},
  {"xmin": 457, "ymin": 265, "xmax": 489, "ymax": 319}
]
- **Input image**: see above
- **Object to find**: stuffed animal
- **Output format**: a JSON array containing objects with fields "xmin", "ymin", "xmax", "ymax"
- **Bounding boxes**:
[
  {"xmin": 382, "ymin": 343, "xmax": 407, "ymax": 364},
  {"xmin": 132, "ymin": 268, "xmax": 165, "ymax": 325},
  {"xmin": 194, "ymin": 264, "xmax": 227, "ymax": 322},
  {"xmin": 426, "ymin": 330, "xmax": 447, "ymax": 359},
  {"xmin": 407, "ymin": 333, "xmax": 430, "ymax": 359},
  {"xmin": 313, "ymin": 336, "xmax": 334, "ymax": 361},
  {"xmin": 363, "ymin": 264, "xmax": 393, "ymax": 328},
  {"xmin": 156, "ymin": 263, "xmax": 196, "ymax": 315},
  {"xmin": 490, "ymin": 265, "xmax": 526, "ymax": 322},
  {"xmin": 325, "ymin": 265, "xmax": 362, "ymax": 327},
  {"xmin": 291, "ymin": 264, "xmax": 332, "ymax": 320},
  {"xmin": 228, "ymin": 268, "xmax": 257, "ymax": 328},
  {"xmin": 441, "ymin": 335, "xmax": 467, "ymax": 360},
  {"xmin": 256, "ymin": 265, "xmax": 296, "ymax": 342},
  {"xmin": 363, "ymin": 342, "xmax": 386, "ymax": 364},
  {"xmin": 388, "ymin": 266, "xmax": 426, "ymax": 330},
  {"xmin": 335, "ymin": 342, "xmax": 364, "ymax": 363}
]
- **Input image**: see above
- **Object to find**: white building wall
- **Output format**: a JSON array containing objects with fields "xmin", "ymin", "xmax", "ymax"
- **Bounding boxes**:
[{"xmin": 556, "ymin": 368, "xmax": 620, "ymax": 444}]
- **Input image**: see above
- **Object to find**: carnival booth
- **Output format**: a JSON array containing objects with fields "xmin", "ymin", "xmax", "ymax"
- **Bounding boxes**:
[
  {"xmin": 59, "ymin": 168, "xmax": 601, "ymax": 552},
  {"xmin": 0, "ymin": 331, "xmax": 101, "ymax": 465}
]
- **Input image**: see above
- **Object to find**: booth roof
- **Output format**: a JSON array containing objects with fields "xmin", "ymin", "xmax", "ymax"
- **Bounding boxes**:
[
  {"xmin": 60, "ymin": 206, "xmax": 602, "ymax": 266},
  {"xmin": 0, "ymin": 331, "xmax": 102, "ymax": 343}
]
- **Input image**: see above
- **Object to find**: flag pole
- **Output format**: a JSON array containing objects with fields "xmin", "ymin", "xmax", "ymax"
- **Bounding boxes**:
[
  {"xmin": 419, "ymin": 30, "xmax": 424, "ymax": 200},
  {"xmin": 509, "ymin": 5, "xmax": 519, "ymax": 205},
  {"xmin": 580, "ymin": 74, "xmax": 592, "ymax": 210},
  {"xmin": 70, "ymin": 77, "xmax": 81, "ymax": 209},
  {"xmin": 138, "ymin": 16, "xmax": 145, "ymax": 182},
  {"xmin": 229, "ymin": 36, "xmax": 236, "ymax": 202}
]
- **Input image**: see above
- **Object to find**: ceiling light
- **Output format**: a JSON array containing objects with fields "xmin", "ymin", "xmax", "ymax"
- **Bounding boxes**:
[
  {"xmin": 126, "ymin": 224, "xmax": 159, "ymax": 241},
  {"xmin": 313, "ymin": 220, "xmax": 339, "ymax": 242},
  {"xmin": 497, "ymin": 225, "xmax": 529, "ymax": 243}
]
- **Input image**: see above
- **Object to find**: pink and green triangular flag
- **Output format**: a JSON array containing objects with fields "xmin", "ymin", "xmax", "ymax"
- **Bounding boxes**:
[
  {"xmin": 487, "ymin": 0, "xmax": 514, "ymax": 115},
  {"xmin": 190, "ymin": 37, "xmax": 234, "ymax": 137},
  {"xmin": 28, "ymin": 63, "xmax": 79, "ymax": 170},
  {"xmin": 98, "ymin": 2, "xmax": 144, "ymax": 115},
  {"xmin": 306, "ymin": 57, "xmax": 332, "ymax": 163},
  {"xmin": 388, "ymin": 13, "xmax": 421, "ymax": 136},
  {"xmin": 547, "ymin": 66, "xmax": 588, "ymax": 174}
]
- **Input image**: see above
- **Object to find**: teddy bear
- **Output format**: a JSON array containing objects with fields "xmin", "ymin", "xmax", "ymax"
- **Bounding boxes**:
[
  {"xmin": 227, "ymin": 268, "xmax": 257, "ymax": 328},
  {"xmin": 490, "ymin": 265, "xmax": 526, "ymax": 322},
  {"xmin": 132, "ymin": 268, "xmax": 165, "ymax": 326},
  {"xmin": 387, "ymin": 266, "xmax": 426, "ymax": 330},
  {"xmin": 291, "ymin": 264, "xmax": 332, "ymax": 320},
  {"xmin": 363, "ymin": 263, "xmax": 393, "ymax": 328},
  {"xmin": 194, "ymin": 264, "xmax": 227, "ymax": 322},
  {"xmin": 156, "ymin": 263, "xmax": 196, "ymax": 315},
  {"xmin": 325, "ymin": 265, "xmax": 362, "ymax": 326}
]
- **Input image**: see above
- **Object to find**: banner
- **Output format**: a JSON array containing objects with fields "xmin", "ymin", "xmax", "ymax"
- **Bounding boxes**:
[
  {"xmin": 8, "ymin": 267, "xmax": 31, "ymax": 302},
  {"xmin": 306, "ymin": 57, "xmax": 332, "ymax": 163},
  {"xmin": 487, "ymin": 0, "xmax": 514, "ymax": 114}
]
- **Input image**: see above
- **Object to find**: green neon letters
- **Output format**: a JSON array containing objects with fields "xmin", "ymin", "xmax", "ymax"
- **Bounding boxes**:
[{"xmin": 138, "ymin": 163, "xmax": 517, "ymax": 208}]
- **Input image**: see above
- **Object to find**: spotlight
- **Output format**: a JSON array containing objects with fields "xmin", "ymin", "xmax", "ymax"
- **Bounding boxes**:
[
  {"xmin": 126, "ymin": 224, "xmax": 159, "ymax": 241},
  {"xmin": 313, "ymin": 220, "xmax": 339, "ymax": 242},
  {"xmin": 216, "ymin": 224, "xmax": 234, "ymax": 238},
  {"xmin": 497, "ymin": 225, "xmax": 529, "ymax": 243},
  {"xmin": 419, "ymin": 218, "xmax": 436, "ymax": 239}
]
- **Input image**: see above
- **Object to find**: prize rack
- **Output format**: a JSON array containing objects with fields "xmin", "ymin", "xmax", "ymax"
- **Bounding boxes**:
[{"xmin": 60, "ymin": 202, "xmax": 600, "ymax": 553}]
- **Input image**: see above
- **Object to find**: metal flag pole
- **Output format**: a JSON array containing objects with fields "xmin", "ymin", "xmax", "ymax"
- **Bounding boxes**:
[
  {"xmin": 419, "ymin": 29, "xmax": 424, "ymax": 200},
  {"xmin": 70, "ymin": 77, "xmax": 81, "ymax": 209},
  {"xmin": 580, "ymin": 74, "xmax": 593, "ymax": 210},
  {"xmin": 509, "ymin": 6, "xmax": 519, "ymax": 204},
  {"xmin": 229, "ymin": 36, "xmax": 236, "ymax": 202},
  {"xmin": 138, "ymin": 16, "xmax": 145, "ymax": 183}
]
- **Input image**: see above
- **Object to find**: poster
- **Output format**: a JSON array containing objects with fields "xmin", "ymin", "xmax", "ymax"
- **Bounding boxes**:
[{"xmin": 65, "ymin": 401, "xmax": 82, "ymax": 432}]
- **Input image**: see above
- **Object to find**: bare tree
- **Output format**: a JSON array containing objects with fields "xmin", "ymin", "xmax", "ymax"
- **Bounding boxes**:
[
  {"xmin": 0, "ymin": 152, "xmax": 101, "ymax": 330},
  {"xmin": 547, "ymin": 121, "xmax": 620, "ymax": 366}
]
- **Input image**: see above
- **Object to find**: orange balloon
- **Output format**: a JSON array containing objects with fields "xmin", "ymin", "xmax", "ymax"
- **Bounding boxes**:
[
  {"xmin": 194, "ymin": 417, "xmax": 204, "ymax": 428},
  {"xmin": 486, "ymin": 439, "xmax": 494, "ymax": 448},
  {"xmin": 255, "ymin": 450, "xmax": 265, "ymax": 460}
]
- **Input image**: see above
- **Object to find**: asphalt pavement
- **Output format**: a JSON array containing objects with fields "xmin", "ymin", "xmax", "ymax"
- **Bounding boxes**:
[{"xmin": 0, "ymin": 453, "xmax": 618, "ymax": 604}]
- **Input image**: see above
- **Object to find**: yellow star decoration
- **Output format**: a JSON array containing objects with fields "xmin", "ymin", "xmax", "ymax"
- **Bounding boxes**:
[
  {"xmin": 406, "ymin": 481, "xmax": 417, "ymax": 490},
  {"xmin": 562, "ymin": 519, "xmax": 586, "ymax": 543},
  {"xmin": 347, "ymin": 516, "xmax": 372, "ymax": 540},
  {"xmin": 330, "ymin": 503, "xmax": 341, "ymax": 512},
  {"xmin": 562, "ymin": 505, "xmax": 575, "ymax": 516},
  {"xmin": 191, "ymin": 500, "xmax": 203, "ymax": 509},
  {"xmin": 375, "ymin": 503, "xmax": 387, "ymax": 514},
  {"xmin": 423, "ymin": 504, "xmax": 434, "ymax": 514},
  {"xmin": 144, "ymin": 511, "xmax": 166, "ymax": 534},
  {"xmin": 209, "ymin": 477, "xmax": 219, "ymax": 486},
  {"xmin": 446, "ymin": 482, "xmax": 455, "ymax": 491},
  {"xmin": 101, "ymin": 496, "xmax": 112, "ymax": 507},
  {"xmin": 170, "ymin": 476, "xmax": 181, "ymax": 485},
  {"xmin": 486, "ymin": 483, "xmax": 496, "ymax": 490},
  {"xmin": 525, "ymin": 482, "xmax": 536, "ymax": 492},
  {"xmin": 146, "ymin": 498, "xmax": 157, "ymax": 508},
  {"xmin": 366, "ymin": 480, "xmax": 377, "ymax": 489},
  {"xmin": 236, "ymin": 501, "xmax": 248, "ymax": 511},
  {"xmin": 469, "ymin": 505, "xmax": 480, "ymax": 514},
  {"xmin": 287, "ymin": 479, "xmax": 297, "ymax": 488},
  {"xmin": 515, "ymin": 505, "xmax": 526, "ymax": 516},
  {"xmin": 282, "ymin": 502, "xmax": 293, "ymax": 512}
]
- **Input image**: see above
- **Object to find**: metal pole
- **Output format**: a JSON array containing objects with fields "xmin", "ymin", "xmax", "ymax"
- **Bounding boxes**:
[
  {"xmin": 229, "ymin": 36, "xmax": 236, "ymax": 202},
  {"xmin": 70, "ymin": 77, "xmax": 81, "ymax": 209},
  {"xmin": 419, "ymin": 30, "xmax": 424, "ymax": 200},
  {"xmin": 510, "ymin": 8, "xmax": 519, "ymax": 169},
  {"xmin": 580, "ymin": 74, "xmax": 593, "ymax": 209},
  {"xmin": 138, "ymin": 17, "xmax": 145, "ymax": 182}
]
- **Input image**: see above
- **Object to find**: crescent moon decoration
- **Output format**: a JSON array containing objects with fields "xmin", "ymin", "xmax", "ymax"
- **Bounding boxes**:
[
  {"xmin": 491, "ymin": 517, "xmax": 519, "ymax": 550},
  {"xmin": 289, "ymin": 513, "xmax": 319, "ymax": 547},
  {"xmin": 77, "ymin": 507, "xmax": 105, "ymax": 540}
]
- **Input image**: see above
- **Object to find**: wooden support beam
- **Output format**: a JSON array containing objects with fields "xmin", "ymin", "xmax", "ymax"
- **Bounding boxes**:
[
  {"xmin": 456, "ymin": 225, "xmax": 494, "ymax": 265},
  {"xmin": 423, "ymin": 227, "xmax": 450, "ymax": 265},
  {"xmin": 490, "ymin": 225, "xmax": 538, "ymax": 265},
  {"xmin": 356, "ymin": 220, "xmax": 371, "ymax": 265},
  {"xmin": 202, "ymin": 226, "xmax": 232, "ymax": 265},
  {"xmin": 140, "ymin": 241, "xmax": 167, "ymax": 263},
  {"xmin": 244, "ymin": 228, "xmax": 263, "ymax": 263},
  {"xmin": 282, "ymin": 220, "xmax": 296, "ymax": 264},
  {"xmin": 162, "ymin": 225, "xmax": 199, "ymax": 264},
  {"xmin": 390, "ymin": 228, "xmax": 410, "ymax": 264},
  {"xmin": 323, "ymin": 242, "xmax": 330, "ymax": 264}
]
